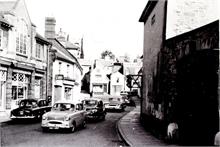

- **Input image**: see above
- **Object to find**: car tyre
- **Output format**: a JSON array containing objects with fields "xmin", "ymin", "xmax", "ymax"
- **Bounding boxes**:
[
  {"xmin": 82, "ymin": 120, "xmax": 86, "ymax": 128},
  {"xmin": 101, "ymin": 114, "xmax": 105, "ymax": 121},
  {"xmin": 70, "ymin": 122, "xmax": 76, "ymax": 133},
  {"xmin": 42, "ymin": 127, "xmax": 48, "ymax": 132}
]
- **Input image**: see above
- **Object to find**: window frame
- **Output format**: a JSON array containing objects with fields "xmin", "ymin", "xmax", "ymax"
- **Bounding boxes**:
[{"xmin": 0, "ymin": 28, "xmax": 3, "ymax": 49}]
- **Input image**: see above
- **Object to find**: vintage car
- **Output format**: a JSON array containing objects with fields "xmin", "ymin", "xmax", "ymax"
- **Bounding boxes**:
[
  {"xmin": 105, "ymin": 96, "xmax": 126, "ymax": 112},
  {"xmin": 41, "ymin": 101, "xmax": 86, "ymax": 132},
  {"xmin": 82, "ymin": 98, "xmax": 106, "ymax": 121},
  {"xmin": 10, "ymin": 99, "xmax": 51, "ymax": 120}
]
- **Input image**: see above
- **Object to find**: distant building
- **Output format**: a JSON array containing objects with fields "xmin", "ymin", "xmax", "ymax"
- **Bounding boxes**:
[
  {"xmin": 0, "ymin": 0, "xmax": 51, "ymax": 112},
  {"xmin": 90, "ymin": 67, "xmax": 109, "ymax": 96},
  {"xmin": 45, "ymin": 17, "xmax": 83, "ymax": 104},
  {"xmin": 109, "ymin": 71, "xmax": 125, "ymax": 96}
]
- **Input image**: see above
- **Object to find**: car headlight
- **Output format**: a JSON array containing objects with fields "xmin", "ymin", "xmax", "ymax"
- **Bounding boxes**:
[
  {"xmin": 42, "ymin": 115, "xmax": 48, "ymax": 120},
  {"xmin": 64, "ymin": 116, "xmax": 70, "ymax": 121},
  {"xmin": 91, "ymin": 109, "xmax": 97, "ymax": 113}
]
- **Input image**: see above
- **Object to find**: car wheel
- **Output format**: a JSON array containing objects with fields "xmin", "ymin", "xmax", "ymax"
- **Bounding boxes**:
[
  {"xmin": 82, "ymin": 120, "xmax": 86, "ymax": 128},
  {"xmin": 101, "ymin": 115, "xmax": 105, "ymax": 121},
  {"xmin": 42, "ymin": 127, "xmax": 48, "ymax": 132},
  {"xmin": 70, "ymin": 122, "xmax": 76, "ymax": 133}
]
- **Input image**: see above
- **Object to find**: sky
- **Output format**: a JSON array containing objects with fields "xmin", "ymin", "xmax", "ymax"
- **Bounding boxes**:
[{"xmin": 24, "ymin": 0, "xmax": 147, "ymax": 60}]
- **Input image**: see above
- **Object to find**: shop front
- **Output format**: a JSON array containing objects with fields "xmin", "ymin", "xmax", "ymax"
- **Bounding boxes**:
[
  {"xmin": 0, "ymin": 67, "xmax": 7, "ymax": 111},
  {"xmin": 11, "ymin": 70, "xmax": 30, "ymax": 109}
]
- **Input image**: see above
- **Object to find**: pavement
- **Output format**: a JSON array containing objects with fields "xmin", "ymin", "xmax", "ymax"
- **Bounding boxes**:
[
  {"xmin": 117, "ymin": 105, "xmax": 169, "ymax": 147},
  {"xmin": 0, "ymin": 110, "xmax": 11, "ymax": 123}
]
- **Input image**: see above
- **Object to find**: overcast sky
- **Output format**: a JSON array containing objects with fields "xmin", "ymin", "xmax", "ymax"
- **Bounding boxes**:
[{"xmin": 25, "ymin": 0, "xmax": 146, "ymax": 60}]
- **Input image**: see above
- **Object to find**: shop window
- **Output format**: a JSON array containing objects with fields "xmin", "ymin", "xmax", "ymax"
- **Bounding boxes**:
[
  {"xmin": 35, "ymin": 79, "xmax": 41, "ymax": 99},
  {"xmin": 0, "ymin": 70, "xmax": 6, "ymax": 81},
  {"xmin": 12, "ymin": 86, "xmax": 25, "ymax": 100},
  {"xmin": 65, "ymin": 87, "xmax": 72, "ymax": 100},
  {"xmin": 18, "ymin": 73, "xmax": 25, "ymax": 82},
  {"xmin": 103, "ymin": 84, "xmax": 107, "ymax": 93}
]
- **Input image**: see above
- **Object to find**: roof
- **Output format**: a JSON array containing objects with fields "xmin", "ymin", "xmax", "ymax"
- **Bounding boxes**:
[
  {"xmin": 65, "ymin": 41, "xmax": 79, "ymax": 49},
  {"xmin": 139, "ymin": 0, "xmax": 158, "ymax": 23},
  {"xmin": 35, "ymin": 33, "xmax": 51, "ymax": 45},
  {"xmin": 78, "ymin": 59, "xmax": 93, "ymax": 66},
  {"xmin": 95, "ymin": 59, "xmax": 114, "ymax": 68},
  {"xmin": 0, "ymin": 14, "xmax": 13, "ymax": 27},
  {"xmin": 0, "ymin": 1, "xmax": 16, "ymax": 12},
  {"xmin": 48, "ymin": 38, "xmax": 83, "ymax": 73}
]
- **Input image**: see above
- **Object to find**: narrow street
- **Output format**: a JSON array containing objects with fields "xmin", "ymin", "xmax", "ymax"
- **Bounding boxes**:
[{"xmin": 1, "ymin": 107, "xmax": 133, "ymax": 147}]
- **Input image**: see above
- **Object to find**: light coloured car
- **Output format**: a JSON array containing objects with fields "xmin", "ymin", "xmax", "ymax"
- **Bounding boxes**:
[
  {"xmin": 41, "ymin": 101, "xmax": 86, "ymax": 132},
  {"xmin": 105, "ymin": 96, "xmax": 126, "ymax": 112}
]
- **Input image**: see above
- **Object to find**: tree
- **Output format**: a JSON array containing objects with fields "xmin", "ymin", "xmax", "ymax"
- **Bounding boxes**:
[{"xmin": 101, "ymin": 50, "xmax": 115, "ymax": 60}]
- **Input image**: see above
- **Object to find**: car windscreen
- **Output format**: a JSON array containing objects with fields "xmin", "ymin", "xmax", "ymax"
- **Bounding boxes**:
[
  {"xmin": 19, "ymin": 100, "xmax": 38, "ymax": 108},
  {"xmin": 109, "ymin": 98, "xmax": 121, "ymax": 102},
  {"xmin": 82, "ymin": 100, "xmax": 97, "ymax": 106},
  {"xmin": 52, "ymin": 103, "xmax": 75, "ymax": 111}
]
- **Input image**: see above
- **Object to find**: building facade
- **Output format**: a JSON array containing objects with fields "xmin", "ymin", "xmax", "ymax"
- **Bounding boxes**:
[
  {"xmin": 0, "ymin": 0, "xmax": 50, "ymax": 112},
  {"xmin": 110, "ymin": 71, "xmax": 125, "ymax": 96},
  {"xmin": 90, "ymin": 67, "xmax": 109, "ymax": 96},
  {"xmin": 139, "ymin": 0, "xmax": 219, "ymax": 145},
  {"xmin": 45, "ymin": 17, "xmax": 83, "ymax": 105}
]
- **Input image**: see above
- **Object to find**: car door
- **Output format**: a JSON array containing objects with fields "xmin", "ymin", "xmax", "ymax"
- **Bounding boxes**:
[{"xmin": 75, "ymin": 104, "xmax": 83, "ymax": 126}]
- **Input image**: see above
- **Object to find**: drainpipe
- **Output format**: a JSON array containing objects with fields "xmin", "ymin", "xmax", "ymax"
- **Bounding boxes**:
[{"xmin": 46, "ymin": 43, "xmax": 52, "ymax": 104}]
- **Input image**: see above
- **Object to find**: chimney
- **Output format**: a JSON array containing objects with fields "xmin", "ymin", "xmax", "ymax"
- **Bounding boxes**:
[{"xmin": 45, "ymin": 17, "xmax": 56, "ymax": 39}]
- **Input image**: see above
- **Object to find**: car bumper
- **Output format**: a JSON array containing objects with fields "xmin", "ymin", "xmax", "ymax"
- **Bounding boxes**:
[
  {"xmin": 105, "ymin": 105, "xmax": 122, "ymax": 110},
  {"xmin": 41, "ymin": 120, "xmax": 72, "ymax": 129},
  {"xmin": 10, "ymin": 115, "xmax": 35, "ymax": 119}
]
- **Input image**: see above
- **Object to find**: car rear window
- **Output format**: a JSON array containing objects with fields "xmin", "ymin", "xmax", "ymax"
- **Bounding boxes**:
[{"xmin": 83, "ymin": 100, "xmax": 97, "ymax": 106}]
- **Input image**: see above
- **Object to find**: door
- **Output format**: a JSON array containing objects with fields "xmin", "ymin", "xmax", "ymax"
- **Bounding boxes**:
[
  {"xmin": 11, "ymin": 86, "xmax": 27, "ymax": 109},
  {"xmin": 54, "ymin": 86, "xmax": 62, "ymax": 104},
  {"xmin": 0, "ymin": 81, "xmax": 6, "ymax": 110}
]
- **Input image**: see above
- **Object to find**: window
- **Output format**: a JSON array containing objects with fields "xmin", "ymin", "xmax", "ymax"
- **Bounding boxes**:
[
  {"xmin": 16, "ymin": 19, "xmax": 28, "ymax": 55},
  {"xmin": 67, "ymin": 64, "xmax": 70, "ymax": 78},
  {"xmin": 0, "ymin": 28, "xmax": 8, "ymax": 49},
  {"xmin": 58, "ymin": 62, "xmax": 62, "ymax": 74},
  {"xmin": 0, "ymin": 29, "xmax": 2, "ymax": 48},
  {"xmin": 36, "ymin": 43, "xmax": 44, "ymax": 59},
  {"xmin": 151, "ymin": 14, "xmax": 155, "ymax": 26},
  {"xmin": 65, "ymin": 87, "xmax": 72, "ymax": 100}
]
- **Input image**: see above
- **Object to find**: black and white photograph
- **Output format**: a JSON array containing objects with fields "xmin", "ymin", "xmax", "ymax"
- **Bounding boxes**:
[{"xmin": 0, "ymin": 0, "xmax": 219, "ymax": 146}]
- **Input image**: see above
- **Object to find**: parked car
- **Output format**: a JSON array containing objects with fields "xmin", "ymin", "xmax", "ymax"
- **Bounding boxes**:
[
  {"xmin": 105, "ymin": 96, "xmax": 126, "ymax": 112},
  {"xmin": 82, "ymin": 98, "xmax": 106, "ymax": 121},
  {"xmin": 41, "ymin": 101, "xmax": 86, "ymax": 132},
  {"xmin": 10, "ymin": 99, "xmax": 51, "ymax": 120}
]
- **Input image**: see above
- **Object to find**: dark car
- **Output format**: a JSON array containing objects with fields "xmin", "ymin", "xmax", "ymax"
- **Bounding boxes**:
[
  {"xmin": 10, "ymin": 99, "xmax": 51, "ymax": 120},
  {"xmin": 82, "ymin": 98, "xmax": 106, "ymax": 121},
  {"xmin": 105, "ymin": 96, "xmax": 126, "ymax": 112}
]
